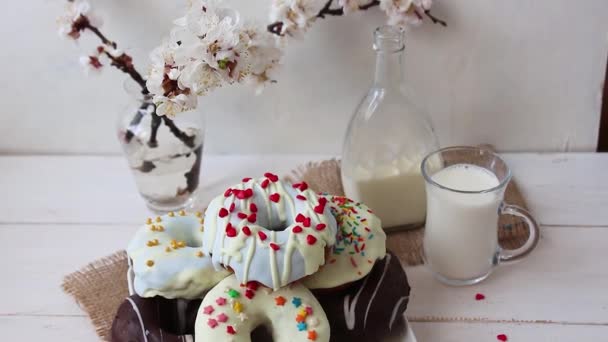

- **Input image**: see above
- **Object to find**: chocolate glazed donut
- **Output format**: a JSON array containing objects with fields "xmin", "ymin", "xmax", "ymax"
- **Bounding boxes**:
[
  {"xmin": 313, "ymin": 251, "xmax": 411, "ymax": 341},
  {"xmin": 112, "ymin": 295, "xmax": 201, "ymax": 342}
]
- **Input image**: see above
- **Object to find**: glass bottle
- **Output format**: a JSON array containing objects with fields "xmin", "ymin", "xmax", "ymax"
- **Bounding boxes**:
[
  {"xmin": 342, "ymin": 25, "xmax": 439, "ymax": 230},
  {"xmin": 117, "ymin": 80, "xmax": 204, "ymax": 213}
]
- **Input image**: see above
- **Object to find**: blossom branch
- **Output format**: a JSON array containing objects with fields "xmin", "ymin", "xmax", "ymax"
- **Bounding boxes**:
[
  {"xmin": 316, "ymin": 0, "xmax": 380, "ymax": 18},
  {"xmin": 101, "ymin": 49, "xmax": 149, "ymax": 94},
  {"xmin": 424, "ymin": 9, "xmax": 447, "ymax": 27}
]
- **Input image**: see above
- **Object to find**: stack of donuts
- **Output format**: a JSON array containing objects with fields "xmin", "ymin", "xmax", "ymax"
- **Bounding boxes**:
[{"xmin": 113, "ymin": 173, "xmax": 411, "ymax": 342}]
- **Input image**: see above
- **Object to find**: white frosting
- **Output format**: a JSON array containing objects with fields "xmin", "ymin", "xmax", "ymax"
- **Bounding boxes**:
[
  {"xmin": 389, "ymin": 296, "xmax": 409, "ymax": 331},
  {"xmin": 203, "ymin": 176, "xmax": 338, "ymax": 290},
  {"xmin": 194, "ymin": 274, "xmax": 330, "ymax": 342},
  {"xmin": 303, "ymin": 195, "xmax": 386, "ymax": 289},
  {"xmin": 127, "ymin": 213, "xmax": 231, "ymax": 299}
]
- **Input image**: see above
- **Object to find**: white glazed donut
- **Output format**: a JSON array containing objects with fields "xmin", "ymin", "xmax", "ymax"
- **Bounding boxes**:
[
  {"xmin": 303, "ymin": 195, "xmax": 387, "ymax": 289},
  {"xmin": 203, "ymin": 173, "xmax": 338, "ymax": 290},
  {"xmin": 194, "ymin": 274, "xmax": 330, "ymax": 342},
  {"xmin": 127, "ymin": 211, "xmax": 231, "ymax": 299}
]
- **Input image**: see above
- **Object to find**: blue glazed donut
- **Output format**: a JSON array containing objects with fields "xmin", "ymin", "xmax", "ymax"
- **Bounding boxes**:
[
  {"xmin": 127, "ymin": 211, "xmax": 231, "ymax": 299},
  {"xmin": 202, "ymin": 173, "xmax": 338, "ymax": 290}
]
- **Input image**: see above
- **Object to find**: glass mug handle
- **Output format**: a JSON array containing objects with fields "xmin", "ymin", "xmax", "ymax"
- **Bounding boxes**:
[{"xmin": 497, "ymin": 204, "xmax": 540, "ymax": 263}]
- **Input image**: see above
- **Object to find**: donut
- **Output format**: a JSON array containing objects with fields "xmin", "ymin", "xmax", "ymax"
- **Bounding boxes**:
[
  {"xmin": 303, "ymin": 195, "xmax": 387, "ymax": 289},
  {"xmin": 203, "ymin": 174, "xmax": 338, "ymax": 290},
  {"xmin": 127, "ymin": 211, "xmax": 231, "ymax": 299},
  {"xmin": 312, "ymin": 251, "xmax": 410, "ymax": 340},
  {"xmin": 194, "ymin": 274, "xmax": 330, "ymax": 342},
  {"xmin": 112, "ymin": 294, "xmax": 201, "ymax": 342}
]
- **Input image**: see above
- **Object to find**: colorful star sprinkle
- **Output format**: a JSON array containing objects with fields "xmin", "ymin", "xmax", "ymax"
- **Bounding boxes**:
[
  {"xmin": 497, "ymin": 334, "xmax": 508, "ymax": 341},
  {"xmin": 307, "ymin": 330, "xmax": 317, "ymax": 341},
  {"xmin": 245, "ymin": 289, "xmax": 255, "ymax": 299},
  {"xmin": 475, "ymin": 293, "xmax": 486, "ymax": 301},
  {"xmin": 207, "ymin": 318, "xmax": 218, "ymax": 328},
  {"xmin": 306, "ymin": 317, "xmax": 319, "ymax": 328},
  {"xmin": 297, "ymin": 322, "xmax": 307, "ymax": 331},
  {"xmin": 216, "ymin": 297, "xmax": 227, "ymax": 306},
  {"xmin": 275, "ymin": 296, "xmax": 286, "ymax": 306},
  {"xmin": 305, "ymin": 306, "xmax": 313, "ymax": 315},
  {"xmin": 233, "ymin": 301, "xmax": 243, "ymax": 314},
  {"xmin": 228, "ymin": 289, "xmax": 240, "ymax": 299},
  {"xmin": 226, "ymin": 326, "xmax": 236, "ymax": 335},
  {"xmin": 296, "ymin": 314, "xmax": 306, "ymax": 323},
  {"xmin": 292, "ymin": 297, "xmax": 302, "ymax": 308},
  {"xmin": 238, "ymin": 313, "xmax": 248, "ymax": 322},
  {"xmin": 203, "ymin": 305, "xmax": 214, "ymax": 315},
  {"xmin": 216, "ymin": 313, "xmax": 228, "ymax": 323}
]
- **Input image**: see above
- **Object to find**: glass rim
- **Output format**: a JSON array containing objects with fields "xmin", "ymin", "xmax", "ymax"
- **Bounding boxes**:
[{"xmin": 421, "ymin": 146, "xmax": 512, "ymax": 194}]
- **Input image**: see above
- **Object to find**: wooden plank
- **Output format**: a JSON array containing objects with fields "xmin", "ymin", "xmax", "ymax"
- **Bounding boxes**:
[
  {"xmin": 1, "ymin": 316, "xmax": 606, "ymax": 341},
  {"xmin": 0, "ymin": 153, "xmax": 607, "ymax": 226},
  {"xmin": 0, "ymin": 154, "xmax": 329, "ymax": 225},
  {"xmin": 410, "ymin": 321, "xmax": 608, "ymax": 341},
  {"xmin": 2, "ymin": 225, "xmax": 607, "ymax": 325}
]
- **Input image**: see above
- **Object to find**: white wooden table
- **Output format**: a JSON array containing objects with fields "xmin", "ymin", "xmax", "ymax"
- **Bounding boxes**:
[{"xmin": 1, "ymin": 153, "xmax": 607, "ymax": 341}]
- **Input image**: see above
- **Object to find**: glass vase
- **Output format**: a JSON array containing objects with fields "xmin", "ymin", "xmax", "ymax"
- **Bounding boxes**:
[
  {"xmin": 341, "ymin": 26, "xmax": 439, "ymax": 230},
  {"xmin": 117, "ymin": 82, "xmax": 204, "ymax": 213}
]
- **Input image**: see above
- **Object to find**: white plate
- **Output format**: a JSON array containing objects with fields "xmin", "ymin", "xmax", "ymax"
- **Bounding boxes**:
[{"xmin": 128, "ymin": 265, "xmax": 417, "ymax": 341}]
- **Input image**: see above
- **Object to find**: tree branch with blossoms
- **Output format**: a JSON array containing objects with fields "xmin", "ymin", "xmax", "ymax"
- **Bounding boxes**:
[{"xmin": 57, "ymin": 0, "xmax": 200, "ymax": 188}]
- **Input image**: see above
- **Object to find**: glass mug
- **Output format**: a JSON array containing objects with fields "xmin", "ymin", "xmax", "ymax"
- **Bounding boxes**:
[{"xmin": 421, "ymin": 146, "xmax": 540, "ymax": 286}]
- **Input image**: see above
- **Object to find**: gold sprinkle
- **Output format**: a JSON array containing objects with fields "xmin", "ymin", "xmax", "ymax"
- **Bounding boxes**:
[
  {"xmin": 199, "ymin": 218, "xmax": 204, "ymax": 224},
  {"xmin": 157, "ymin": 225, "xmax": 165, "ymax": 232},
  {"xmin": 168, "ymin": 211, "xmax": 175, "ymax": 217},
  {"xmin": 196, "ymin": 251, "xmax": 204, "ymax": 258},
  {"xmin": 146, "ymin": 218, "xmax": 153, "ymax": 225},
  {"xmin": 155, "ymin": 216, "xmax": 162, "ymax": 223},
  {"xmin": 179, "ymin": 210, "xmax": 186, "ymax": 216},
  {"xmin": 165, "ymin": 247, "xmax": 172, "ymax": 253},
  {"xmin": 146, "ymin": 239, "xmax": 160, "ymax": 247},
  {"xmin": 200, "ymin": 226, "xmax": 205, "ymax": 232},
  {"xmin": 177, "ymin": 241, "xmax": 186, "ymax": 248},
  {"xmin": 149, "ymin": 225, "xmax": 157, "ymax": 231},
  {"xmin": 146, "ymin": 260, "xmax": 155, "ymax": 267},
  {"xmin": 195, "ymin": 211, "xmax": 203, "ymax": 218}
]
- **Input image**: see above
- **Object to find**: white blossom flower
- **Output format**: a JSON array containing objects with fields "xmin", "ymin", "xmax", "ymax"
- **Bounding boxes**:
[
  {"xmin": 154, "ymin": 93, "xmax": 198, "ymax": 116},
  {"xmin": 57, "ymin": 0, "xmax": 103, "ymax": 40},
  {"xmin": 79, "ymin": 55, "xmax": 103, "ymax": 75},
  {"xmin": 380, "ymin": 0, "xmax": 433, "ymax": 27},
  {"xmin": 269, "ymin": 0, "xmax": 326, "ymax": 37},
  {"xmin": 338, "ymin": 0, "xmax": 368, "ymax": 14}
]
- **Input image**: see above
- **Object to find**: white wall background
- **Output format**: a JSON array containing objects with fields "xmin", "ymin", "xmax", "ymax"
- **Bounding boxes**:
[{"xmin": 1, "ymin": 0, "xmax": 607, "ymax": 155}]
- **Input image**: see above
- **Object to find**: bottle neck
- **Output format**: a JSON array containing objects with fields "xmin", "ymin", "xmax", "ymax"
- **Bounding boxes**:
[{"xmin": 374, "ymin": 48, "xmax": 404, "ymax": 89}]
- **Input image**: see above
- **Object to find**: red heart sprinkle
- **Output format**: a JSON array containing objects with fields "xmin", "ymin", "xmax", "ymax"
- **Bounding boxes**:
[
  {"xmin": 261, "ymin": 179, "xmax": 270, "ymax": 189},
  {"xmin": 229, "ymin": 203, "xmax": 235, "ymax": 212},
  {"xmin": 299, "ymin": 182, "xmax": 308, "ymax": 191},
  {"xmin": 292, "ymin": 225, "xmax": 303, "ymax": 233},
  {"xmin": 296, "ymin": 195, "xmax": 306, "ymax": 201},
  {"xmin": 258, "ymin": 231, "xmax": 267, "ymax": 241},
  {"xmin": 245, "ymin": 289, "xmax": 255, "ymax": 299},
  {"xmin": 247, "ymin": 213, "xmax": 257, "ymax": 223},
  {"xmin": 269, "ymin": 193, "xmax": 280, "ymax": 203},
  {"xmin": 218, "ymin": 208, "xmax": 229, "ymax": 218},
  {"xmin": 316, "ymin": 223, "xmax": 326, "ymax": 231},
  {"xmin": 250, "ymin": 203, "xmax": 258, "ymax": 212},
  {"xmin": 475, "ymin": 293, "xmax": 486, "ymax": 301},
  {"xmin": 226, "ymin": 224, "xmax": 237, "ymax": 237},
  {"xmin": 497, "ymin": 334, "xmax": 507, "ymax": 341},
  {"xmin": 269, "ymin": 243, "xmax": 280, "ymax": 251},
  {"xmin": 237, "ymin": 212, "xmax": 247, "ymax": 219},
  {"xmin": 242, "ymin": 226, "xmax": 251, "ymax": 236},
  {"xmin": 264, "ymin": 172, "xmax": 279, "ymax": 182},
  {"xmin": 224, "ymin": 189, "xmax": 232, "ymax": 197},
  {"xmin": 295, "ymin": 214, "xmax": 305, "ymax": 223},
  {"xmin": 235, "ymin": 190, "xmax": 245, "ymax": 199},
  {"xmin": 314, "ymin": 205, "xmax": 325, "ymax": 214},
  {"xmin": 242, "ymin": 177, "xmax": 252, "ymax": 182},
  {"xmin": 227, "ymin": 326, "xmax": 236, "ymax": 335},
  {"xmin": 303, "ymin": 217, "xmax": 311, "ymax": 228},
  {"xmin": 246, "ymin": 281, "xmax": 259, "ymax": 290},
  {"xmin": 306, "ymin": 235, "xmax": 317, "ymax": 245}
]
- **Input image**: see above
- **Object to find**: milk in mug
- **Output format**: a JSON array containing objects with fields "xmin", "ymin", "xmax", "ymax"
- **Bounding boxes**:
[{"xmin": 423, "ymin": 164, "xmax": 502, "ymax": 281}]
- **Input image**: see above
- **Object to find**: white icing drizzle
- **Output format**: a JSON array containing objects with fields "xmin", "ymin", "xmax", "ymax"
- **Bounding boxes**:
[
  {"xmin": 343, "ymin": 274, "xmax": 370, "ymax": 330},
  {"xmin": 389, "ymin": 296, "xmax": 409, "ymax": 331},
  {"xmin": 363, "ymin": 254, "xmax": 391, "ymax": 328},
  {"xmin": 127, "ymin": 258, "xmax": 135, "ymax": 296},
  {"xmin": 204, "ymin": 176, "xmax": 338, "ymax": 289},
  {"xmin": 126, "ymin": 297, "xmax": 148, "ymax": 342}
]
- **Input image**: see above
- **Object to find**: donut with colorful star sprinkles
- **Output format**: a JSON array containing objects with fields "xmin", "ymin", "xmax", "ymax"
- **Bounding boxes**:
[
  {"xmin": 202, "ymin": 173, "xmax": 339, "ymax": 290},
  {"xmin": 194, "ymin": 274, "xmax": 330, "ymax": 342},
  {"xmin": 303, "ymin": 195, "xmax": 387, "ymax": 289}
]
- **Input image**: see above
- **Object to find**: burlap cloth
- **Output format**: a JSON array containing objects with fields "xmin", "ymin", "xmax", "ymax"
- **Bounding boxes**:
[{"xmin": 63, "ymin": 158, "xmax": 531, "ymax": 340}]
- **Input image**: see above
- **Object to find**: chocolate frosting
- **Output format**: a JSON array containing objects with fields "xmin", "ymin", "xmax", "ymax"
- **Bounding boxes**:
[
  {"xmin": 111, "ymin": 295, "xmax": 201, "ymax": 342},
  {"xmin": 313, "ymin": 251, "xmax": 410, "ymax": 341}
]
